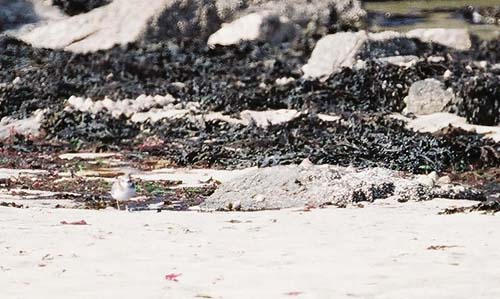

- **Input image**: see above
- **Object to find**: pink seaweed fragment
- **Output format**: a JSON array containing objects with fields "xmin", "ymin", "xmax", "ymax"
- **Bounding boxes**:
[
  {"xmin": 60, "ymin": 220, "xmax": 88, "ymax": 225},
  {"xmin": 165, "ymin": 273, "xmax": 182, "ymax": 282}
]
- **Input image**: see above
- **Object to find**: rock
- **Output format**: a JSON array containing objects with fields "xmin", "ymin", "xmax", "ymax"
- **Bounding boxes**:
[
  {"xmin": 207, "ymin": 11, "xmax": 295, "ymax": 46},
  {"xmin": 275, "ymin": 77, "xmax": 296, "ymax": 86},
  {"xmin": 406, "ymin": 28, "xmax": 471, "ymax": 51},
  {"xmin": 394, "ymin": 112, "xmax": 500, "ymax": 142},
  {"xmin": 302, "ymin": 30, "xmax": 419, "ymax": 78},
  {"xmin": 417, "ymin": 171, "xmax": 439, "ymax": 187},
  {"xmin": 403, "ymin": 79, "xmax": 456, "ymax": 115},
  {"xmin": 376, "ymin": 55, "xmax": 421, "ymax": 68},
  {"xmin": 14, "ymin": 0, "xmax": 223, "ymax": 52},
  {"xmin": 302, "ymin": 31, "xmax": 368, "ymax": 78},
  {"xmin": 0, "ymin": 109, "xmax": 46, "ymax": 139},
  {"xmin": 201, "ymin": 164, "xmax": 482, "ymax": 211},
  {"xmin": 443, "ymin": 70, "xmax": 453, "ymax": 79},
  {"xmin": 437, "ymin": 175, "xmax": 452, "ymax": 185},
  {"xmin": 239, "ymin": 109, "xmax": 302, "ymax": 128}
]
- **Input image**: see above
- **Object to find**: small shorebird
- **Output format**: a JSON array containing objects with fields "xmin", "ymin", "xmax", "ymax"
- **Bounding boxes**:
[{"xmin": 111, "ymin": 173, "xmax": 136, "ymax": 210}]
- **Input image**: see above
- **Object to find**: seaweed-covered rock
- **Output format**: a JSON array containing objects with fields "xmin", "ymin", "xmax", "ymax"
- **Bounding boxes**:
[
  {"xmin": 403, "ymin": 78, "xmax": 457, "ymax": 115},
  {"xmin": 0, "ymin": 0, "xmax": 63, "ymax": 32},
  {"xmin": 458, "ymin": 5, "xmax": 500, "ymax": 25},
  {"xmin": 52, "ymin": 0, "xmax": 111, "ymax": 16},
  {"xmin": 451, "ymin": 71, "xmax": 500, "ymax": 126},
  {"xmin": 235, "ymin": 0, "xmax": 366, "ymax": 29}
]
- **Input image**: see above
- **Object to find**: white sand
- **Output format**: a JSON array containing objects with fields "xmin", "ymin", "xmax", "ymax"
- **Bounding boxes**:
[{"xmin": 1, "ymin": 198, "xmax": 499, "ymax": 299}]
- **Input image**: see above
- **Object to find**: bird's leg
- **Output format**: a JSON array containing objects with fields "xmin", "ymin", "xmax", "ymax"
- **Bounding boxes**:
[{"xmin": 116, "ymin": 200, "xmax": 120, "ymax": 210}]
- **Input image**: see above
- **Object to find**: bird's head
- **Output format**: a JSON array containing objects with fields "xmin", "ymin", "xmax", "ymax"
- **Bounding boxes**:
[{"xmin": 117, "ymin": 173, "xmax": 135, "ymax": 188}]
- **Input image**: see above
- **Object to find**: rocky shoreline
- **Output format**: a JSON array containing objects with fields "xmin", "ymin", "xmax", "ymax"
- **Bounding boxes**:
[{"xmin": 0, "ymin": 0, "xmax": 498, "ymax": 212}]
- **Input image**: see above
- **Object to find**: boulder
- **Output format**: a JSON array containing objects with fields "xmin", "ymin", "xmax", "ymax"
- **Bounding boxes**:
[
  {"xmin": 403, "ymin": 79, "xmax": 456, "ymax": 115},
  {"xmin": 201, "ymin": 164, "xmax": 481, "ymax": 211},
  {"xmin": 406, "ymin": 28, "xmax": 471, "ymax": 51},
  {"xmin": 207, "ymin": 11, "xmax": 295, "ymax": 46}
]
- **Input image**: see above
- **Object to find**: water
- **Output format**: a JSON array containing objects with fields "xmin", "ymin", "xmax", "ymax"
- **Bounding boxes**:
[{"xmin": 365, "ymin": 0, "xmax": 500, "ymax": 40}]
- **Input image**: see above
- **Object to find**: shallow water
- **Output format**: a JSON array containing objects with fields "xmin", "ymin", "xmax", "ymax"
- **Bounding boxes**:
[{"xmin": 365, "ymin": 0, "xmax": 500, "ymax": 40}]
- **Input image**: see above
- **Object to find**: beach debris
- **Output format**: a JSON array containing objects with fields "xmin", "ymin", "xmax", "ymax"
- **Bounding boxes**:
[
  {"xmin": 427, "ymin": 245, "xmax": 459, "ymax": 250},
  {"xmin": 60, "ymin": 220, "xmax": 88, "ymax": 225},
  {"xmin": 439, "ymin": 199, "xmax": 500, "ymax": 215},
  {"xmin": 165, "ymin": 273, "xmax": 182, "ymax": 282},
  {"xmin": 0, "ymin": 202, "xmax": 24, "ymax": 208}
]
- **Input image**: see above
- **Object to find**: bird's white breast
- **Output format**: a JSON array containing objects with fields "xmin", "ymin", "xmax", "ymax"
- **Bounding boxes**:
[{"xmin": 111, "ymin": 181, "xmax": 136, "ymax": 201}]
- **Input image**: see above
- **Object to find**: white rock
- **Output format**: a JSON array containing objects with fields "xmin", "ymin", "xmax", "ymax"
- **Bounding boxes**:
[
  {"xmin": 317, "ymin": 114, "xmax": 341, "ymax": 122},
  {"xmin": 393, "ymin": 112, "xmax": 500, "ymax": 142},
  {"xmin": 275, "ymin": 77, "xmax": 296, "ymax": 86},
  {"xmin": 303, "ymin": 30, "xmax": 419, "ymax": 78},
  {"xmin": 207, "ymin": 11, "xmax": 294, "ymax": 46},
  {"xmin": 443, "ymin": 69, "xmax": 453, "ymax": 79},
  {"xmin": 130, "ymin": 108, "xmax": 189, "ymax": 123},
  {"xmin": 376, "ymin": 55, "xmax": 421, "ymax": 68},
  {"xmin": 427, "ymin": 56, "xmax": 445, "ymax": 63},
  {"xmin": 437, "ymin": 175, "xmax": 452, "ymax": 185},
  {"xmin": 12, "ymin": 77, "xmax": 22, "ymax": 85},
  {"xmin": 0, "ymin": 109, "xmax": 46, "ymax": 139},
  {"xmin": 240, "ymin": 109, "xmax": 302, "ymax": 128},
  {"xmin": 302, "ymin": 31, "xmax": 369, "ymax": 78},
  {"xmin": 406, "ymin": 28, "xmax": 471, "ymax": 51},
  {"xmin": 299, "ymin": 158, "xmax": 314, "ymax": 168}
]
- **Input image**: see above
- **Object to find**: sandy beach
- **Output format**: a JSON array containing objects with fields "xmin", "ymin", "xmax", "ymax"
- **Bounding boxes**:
[{"xmin": 1, "ymin": 199, "xmax": 499, "ymax": 299}]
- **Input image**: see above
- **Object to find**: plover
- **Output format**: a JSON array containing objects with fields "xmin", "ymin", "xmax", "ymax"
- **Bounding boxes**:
[{"xmin": 111, "ymin": 173, "xmax": 136, "ymax": 210}]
